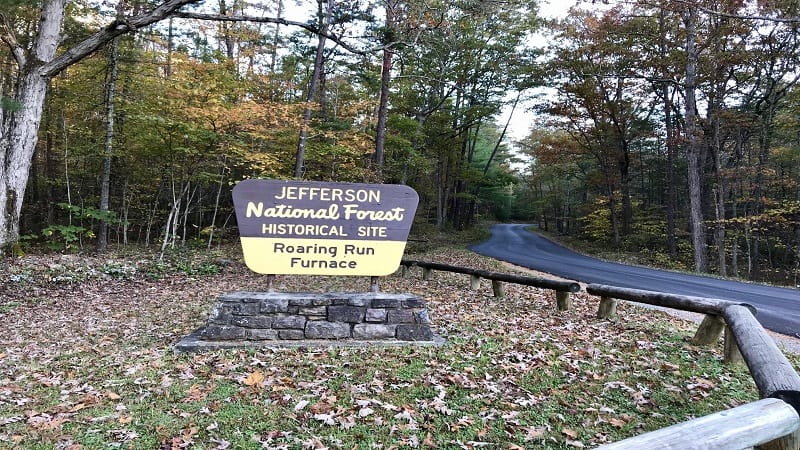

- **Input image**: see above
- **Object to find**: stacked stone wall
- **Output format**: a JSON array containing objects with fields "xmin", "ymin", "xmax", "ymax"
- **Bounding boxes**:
[{"xmin": 200, "ymin": 292, "xmax": 435, "ymax": 342}]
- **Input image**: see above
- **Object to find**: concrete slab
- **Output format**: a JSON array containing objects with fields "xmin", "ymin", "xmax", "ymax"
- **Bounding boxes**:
[{"xmin": 174, "ymin": 327, "xmax": 446, "ymax": 352}]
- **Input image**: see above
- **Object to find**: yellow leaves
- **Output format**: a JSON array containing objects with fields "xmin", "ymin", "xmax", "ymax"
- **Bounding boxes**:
[{"xmin": 243, "ymin": 370, "xmax": 265, "ymax": 387}]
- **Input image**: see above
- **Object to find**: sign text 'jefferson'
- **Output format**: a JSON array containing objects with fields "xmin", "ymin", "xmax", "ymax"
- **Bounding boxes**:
[{"xmin": 233, "ymin": 180, "xmax": 418, "ymax": 276}]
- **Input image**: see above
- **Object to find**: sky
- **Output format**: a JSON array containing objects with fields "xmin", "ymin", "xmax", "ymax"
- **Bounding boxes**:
[
  {"xmin": 498, "ymin": 0, "xmax": 576, "ymax": 142},
  {"xmin": 538, "ymin": 0, "xmax": 577, "ymax": 19}
]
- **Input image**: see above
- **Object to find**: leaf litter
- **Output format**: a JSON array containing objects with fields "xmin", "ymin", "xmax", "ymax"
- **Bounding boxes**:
[{"xmin": 0, "ymin": 246, "xmax": 776, "ymax": 448}]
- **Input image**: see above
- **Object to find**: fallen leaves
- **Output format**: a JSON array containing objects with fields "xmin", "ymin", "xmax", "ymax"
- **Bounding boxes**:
[
  {"xmin": 0, "ymin": 246, "xmax": 764, "ymax": 448},
  {"xmin": 243, "ymin": 370, "xmax": 265, "ymax": 387}
]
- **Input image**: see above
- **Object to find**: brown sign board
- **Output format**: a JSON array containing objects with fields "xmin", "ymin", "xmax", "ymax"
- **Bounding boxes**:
[{"xmin": 232, "ymin": 179, "xmax": 419, "ymax": 276}]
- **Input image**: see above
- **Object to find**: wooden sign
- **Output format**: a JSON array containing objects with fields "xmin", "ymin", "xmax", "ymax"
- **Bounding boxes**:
[{"xmin": 233, "ymin": 179, "xmax": 419, "ymax": 276}]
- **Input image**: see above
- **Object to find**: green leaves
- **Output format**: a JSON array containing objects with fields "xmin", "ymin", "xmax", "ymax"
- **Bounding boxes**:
[{"xmin": 0, "ymin": 96, "xmax": 21, "ymax": 112}]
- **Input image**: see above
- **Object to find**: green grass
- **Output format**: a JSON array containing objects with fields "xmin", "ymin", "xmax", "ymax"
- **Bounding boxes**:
[{"xmin": 0, "ymin": 243, "xmax": 796, "ymax": 448}]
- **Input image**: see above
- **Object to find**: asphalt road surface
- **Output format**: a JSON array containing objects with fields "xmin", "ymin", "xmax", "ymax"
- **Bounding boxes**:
[{"xmin": 469, "ymin": 223, "xmax": 800, "ymax": 337}]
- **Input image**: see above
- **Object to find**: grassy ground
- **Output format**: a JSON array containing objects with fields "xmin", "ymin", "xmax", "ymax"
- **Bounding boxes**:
[{"xmin": 0, "ymin": 242, "xmax": 793, "ymax": 449}]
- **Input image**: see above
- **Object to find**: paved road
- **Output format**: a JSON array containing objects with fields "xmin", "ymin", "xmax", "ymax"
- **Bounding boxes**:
[{"xmin": 469, "ymin": 223, "xmax": 800, "ymax": 337}]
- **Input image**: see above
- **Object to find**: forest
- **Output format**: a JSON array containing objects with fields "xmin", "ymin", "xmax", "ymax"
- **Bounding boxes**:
[{"xmin": 1, "ymin": 0, "xmax": 799, "ymax": 286}]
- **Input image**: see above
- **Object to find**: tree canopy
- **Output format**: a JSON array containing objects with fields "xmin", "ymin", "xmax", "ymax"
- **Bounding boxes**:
[{"xmin": 2, "ymin": 0, "xmax": 800, "ymax": 285}]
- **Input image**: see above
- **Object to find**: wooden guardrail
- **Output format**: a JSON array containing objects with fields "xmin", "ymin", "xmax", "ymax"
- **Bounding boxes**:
[
  {"xmin": 596, "ymin": 398, "xmax": 799, "ymax": 450},
  {"xmin": 399, "ymin": 259, "xmax": 580, "ymax": 310},
  {"xmin": 398, "ymin": 261, "xmax": 800, "ymax": 448},
  {"xmin": 587, "ymin": 284, "xmax": 754, "ymax": 362},
  {"xmin": 588, "ymin": 284, "xmax": 800, "ymax": 450}
]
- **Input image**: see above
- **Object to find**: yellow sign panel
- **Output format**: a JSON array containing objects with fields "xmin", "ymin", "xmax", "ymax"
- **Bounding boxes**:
[
  {"xmin": 239, "ymin": 238, "xmax": 409, "ymax": 275},
  {"xmin": 233, "ymin": 180, "xmax": 419, "ymax": 276}
]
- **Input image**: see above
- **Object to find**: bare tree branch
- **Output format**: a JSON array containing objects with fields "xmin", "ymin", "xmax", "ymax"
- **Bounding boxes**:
[
  {"xmin": 696, "ymin": 6, "xmax": 800, "ymax": 23},
  {"xmin": 0, "ymin": 12, "xmax": 26, "ymax": 68},
  {"xmin": 173, "ymin": 12, "xmax": 383, "ymax": 55},
  {"xmin": 633, "ymin": 0, "xmax": 800, "ymax": 23},
  {"xmin": 41, "ymin": 0, "xmax": 202, "ymax": 78}
]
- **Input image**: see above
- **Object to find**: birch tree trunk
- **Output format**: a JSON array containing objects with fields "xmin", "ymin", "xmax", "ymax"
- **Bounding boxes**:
[
  {"xmin": 207, "ymin": 157, "xmax": 227, "ymax": 249},
  {"xmin": 0, "ymin": 0, "xmax": 65, "ymax": 254}
]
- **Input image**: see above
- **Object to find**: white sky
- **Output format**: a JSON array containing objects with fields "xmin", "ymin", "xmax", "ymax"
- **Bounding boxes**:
[
  {"xmin": 498, "ymin": 0, "xmax": 576, "ymax": 142},
  {"xmin": 538, "ymin": 0, "xmax": 577, "ymax": 19}
]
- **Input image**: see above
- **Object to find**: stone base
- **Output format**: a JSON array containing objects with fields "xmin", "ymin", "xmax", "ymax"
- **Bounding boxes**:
[{"xmin": 175, "ymin": 291, "xmax": 443, "ymax": 351}]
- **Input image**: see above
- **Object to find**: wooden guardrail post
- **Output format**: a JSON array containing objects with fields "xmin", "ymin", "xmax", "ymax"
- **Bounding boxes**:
[
  {"xmin": 724, "ymin": 326, "xmax": 744, "ymax": 364},
  {"xmin": 692, "ymin": 314, "xmax": 725, "ymax": 346},
  {"xmin": 491, "ymin": 280, "xmax": 505, "ymax": 299},
  {"xmin": 724, "ymin": 304, "xmax": 800, "ymax": 450},
  {"xmin": 724, "ymin": 325, "xmax": 745, "ymax": 365},
  {"xmin": 556, "ymin": 291, "xmax": 572, "ymax": 311},
  {"xmin": 597, "ymin": 296, "xmax": 618, "ymax": 319},
  {"xmin": 763, "ymin": 432, "xmax": 800, "ymax": 450},
  {"xmin": 470, "ymin": 275, "xmax": 481, "ymax": 290},
  {"xmin": 422, "ymin": 267, "xmax": 432, "ymax": 281}
]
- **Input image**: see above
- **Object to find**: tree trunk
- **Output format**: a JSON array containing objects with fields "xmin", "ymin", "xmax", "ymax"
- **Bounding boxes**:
[
  {"xmin": 270, "ymin": 0, "xmax": 284, "ymax": 77},
  {"xmin": 145, "ymin": 181, "xmax": 164, "ymax": 247},
  {"xmin": 121, "ymin": 178, "xmax": 129, "ymax": 245},
  {"xmin": 1, "ymin": 77, "xmax": 57, "ymax": 255},
  {"xmin": 98, "ymin": 36, "xmax": 120, "ymax": 253},
  {"xmin": 619, "ymin": 141, "xmax": 632, "ymax": 236},
  {"xmin": 683, "ymin": 5, "xmax": 709, "ymax": 272},
  {"xmin": 0, "ymin": 0, "xmax": 65, "ymax": 254},
  {"xmin": 664, "ymin": 84, "xmax": 677, "ymax": 257},
  {"xmin": 374, "ymin": 1, "xmax": 396, "ymax": 181},
  {"xmin": 0, "ymin": 0, "xmax": 201, "ymax": 252},
  {"xmin": 608, "ymin": 185, "xmax": 620, "ymax": 246},
  {"xmin": 436, "ymin": 154, "xmax": 446, "ymax": 227},
  {"xmin": 712, "ymin": 113, "xmax": 728, "ymax": 277},
  {"xmin": 207, "ymin": 157, "xmax": 226, "ymax": 249},
  {"xmin": 218, "ymin": 0, "xmax": 236, "ymax": 60},
  {"xmin": 295, "ymin": 0, "xmax": 333, "ymax": 179},
  {"xmin": 732, "ymin": 232, "xmax": 739, "ymax": 278},
  {"xmin": 659, "ymin": 4, "xmax": 677, "ymax": 258},
  {"xmin": 714, "ymin": 187, "xmax": 727, "ymax": 277}
]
